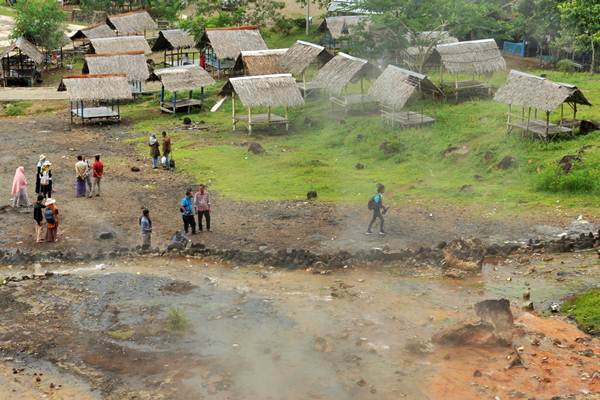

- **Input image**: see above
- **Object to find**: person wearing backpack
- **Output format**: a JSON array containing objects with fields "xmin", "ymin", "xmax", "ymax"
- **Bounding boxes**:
[
  {"xmin": 180, "ymin": 190, "xmax": 196, "ymax": 235},
  {"xmin": 366, "ymin": 183, "xmax": 388, "ymax": 235},
  {"xmin": 39, "ymin": 160, "xmax": 52, "ymax": 198},
  {"xmin": 33, "ymin": 195, "xmax": 46, "ymax": 243},
  {"xmin": 44, "ymin": 198, "xmax": 59, "ymax": 243}
]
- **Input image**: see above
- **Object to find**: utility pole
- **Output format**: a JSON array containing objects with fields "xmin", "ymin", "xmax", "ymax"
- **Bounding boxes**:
[{"xmin": 305, "ymin": 0, "xmax": 310, "ymax": 35}]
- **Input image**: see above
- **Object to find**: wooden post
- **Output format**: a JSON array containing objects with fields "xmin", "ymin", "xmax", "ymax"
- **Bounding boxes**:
[
  {"xmin": 117, "ymin": 101, "xmax": 120, "ymax": 121},
  {"xmin": 573, "ymin": 103, "xmax": 577, "ymax": 120},
  {"xmin": 248, "ymin": 106, "xmax": 252, "ymax": 135},
  {"xmin": 302, "ymin": 71, "xmax": 306, "ymax": 98},
  {"xmin": 525, "ymin": 107, "xmax": 531, "ymax": 136},
  {"xmin": 285, "ymin": 106, "xmax": 289, "ymax": 131},
  {"xmin": 173, "ymin": 91, "xmax": 177, "ymax": 114},
  {"xmin": 268, "ymin": 106, "xmax": 271, "ymax": 122},
  {"xmin": 188, "ymin": 90, "xmax": 193, "ymax": 113},
  {"xmin": 507, "ymin": 104, "xmax": 512, "ymax": 133},
  {"xmin": 163, "ymin": 50, "xmax": 166, "ymax": 66},
  {"xmin": 560, "ymin": 103, "xmax": 564, "ymax": 127},
  {"xmin": 70, "ymin": 101, "xmax": 73, "ymax": 124},
  {"xmin": 232, "ymin": 93, "xmax": 236, "ymax": 131},
  {"xmin": 545, "ymin": 111, "xmax": 550, "ymax": 141}
]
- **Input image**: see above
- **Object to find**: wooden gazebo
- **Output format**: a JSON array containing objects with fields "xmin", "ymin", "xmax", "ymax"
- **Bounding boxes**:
[
  {"xmin": 310, "ymin": 52, "xmax": 377, "ymax": 113},
  {"xmin": 436, "ymin": 39, "xmax": 506, "ymax": 103},
  {"xmin": 233, "ymin": 48, "xmax": 288, "ymax": 76},
  {"xmin": 278, "ymin": 40, "xmax": 333, "ymax": 97},
  {"xmin": 317, "ymin": 16, "xmax": 367, "ymax": 51},
  {"xmin": 494, "ymin": 70, "xmax": 592, "ymax": 140},
  {"xmin": 369, "ymin": 65, "xmax": 439, "ymax": 128},
  {"xmin": 83, "ymin": 51, "xmax": 149, "ymax": 94},
  {"xmin": 0, "ymin": 37, "xmax": 44, "ymax": 87},
  {"xmin": 154, "ymin": 65, "xmax": 216, "ymax": 114},
  {"xmin": 199, "ymin": 26, "xmax": 267, "ymax": 78},
  {"xmin": 152, "ymin": 29, "xmax": 198, "ymax": 67},
  {"xmin": 58, "ymin": 74, "xmax": 132, "ymax": 124},
  {"xmin": 89, "ymin": 36, "xmax": 152, "ymax": 55},
  {"xmin": 70, "ymin": 23, "xmax": 116, "ymax": 49},
  {"xmin": 224, "ymin": 74, "xmax": 305, "ymax": 134}
]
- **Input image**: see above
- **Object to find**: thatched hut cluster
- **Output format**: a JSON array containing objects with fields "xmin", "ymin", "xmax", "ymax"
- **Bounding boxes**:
[
  {"xmin": 83, "ymin": 51, "xmax": 150, "ymax": 93},
  {"xmin": 494, "ymin": 70, "xmax": 592, "ymax": 140},
  {"xmin": 1, "ymin": 37, "xmax": 45, "ymax": 87},
  {"xmin": 155, "ymin": 65, "xmax": 216, "ymax": 114},
  {"xmin": 369, "ymin": 65, "xmax": 438, "ymax": 128},
  {"xmin": 200, "ymin": 26, "xmax": 268, "ymax": 77},
  {"xmin": 152, "ymin": 29, "xmax": 198, "ymax": 67},
  {"xmin": 58, "ymin": 74, "xmax": 132, "ymax": 124},
  {"xmin": 89, "ymin": 36, "xmax": 152, "ymax": 55},
  {"xmin": 226, "ymin": 74, "xmax": 304, "ymax": 133},
  {"xmin": 279, "ymin": 40, "xmax": 333, "ymax": 95},
  {"xmin": 234, "ymin": 49, "xmax": 288, "ymax": 76},
  {"xmin": 70, "ymin": 23, "xmax": 116, "ymax": 48},
  {"xmin": 106, "ymin": 10, "xmax": 158, "ymax": 36}
]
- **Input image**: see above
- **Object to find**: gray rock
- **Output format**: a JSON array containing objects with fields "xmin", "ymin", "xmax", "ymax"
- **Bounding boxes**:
[{"xmin": 97, "ymin": 231, "xmax": 116, "ymax": 240}]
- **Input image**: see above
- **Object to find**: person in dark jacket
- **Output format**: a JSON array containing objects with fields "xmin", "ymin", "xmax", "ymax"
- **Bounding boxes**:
[
  {"xmin": 180, "ymin": 190, "xmax": 196, "ymax": 234},
  {"xmin": 366, "ymin": 183, "xmax": 388, "ymax": 235},
  {"xmin": 33, "ymin": 194, "xmax": 46, "ymax": 243},
  {"xmin": 162, "ymin": 131, "xmax": 172, "ymax": 170}
]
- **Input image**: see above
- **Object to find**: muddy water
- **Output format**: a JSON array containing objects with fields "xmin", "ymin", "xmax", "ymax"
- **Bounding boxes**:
[{"xmin": 1, "ymin": 252, "xmax": 600, "ymax": 399}]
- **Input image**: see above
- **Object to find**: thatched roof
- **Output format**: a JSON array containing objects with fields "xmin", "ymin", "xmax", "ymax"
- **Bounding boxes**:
[
  {"xmin": 152, "ymin": 29, "xmax": 196, "ymax": 51},
  {"xmin": 229, "ymin": 74, "xmax": 304, "ymax": 108},
  {"xmin": 84, "ymin": 51, "xmax": 149, "ymax": 81},
  {"xmin": 279, "ymin": 40, "xmax": 333, "ymax": 75},
  {"xmin": 234, "ymin": 49, "xmax": 288, "ymax": 76},
  {"xmin": 0, "ymin": 37, "xmax": 44, "ymax": 65},
  {"xmin": 89, "ymin": 36, "xmax": 152, "ymax": 55},
  {"xmin": 409, "ymin": 31, "xmax": 458, "ymax": 45},
  {"xmin": 369, "ymin": 65, "xmax": 442, "ymax": 109},
  {"xmin": 319, "ymin": 16, "xmax": 367, "ymax": 40},
  {"xmin": 310, "ymin": 52, "xmax": 372, "ymax": 95},
  {"xmin": 58, "ymin": 74, "xmax": 133, "ymax": 101},
  {"xmin": 154, "ymin": 65, "xmax": 216, "ymax": 92},
  {"xmin": 71, "ymin": 23, "xmax": 116, "ymax": 41},
  {"xmin": 201, "ymin": 26, "xmax": 268, "ymax": 60},
  {"xmin": 494, "ymin": 70, "xmax": 592, "ymax": 112},
  {"xmin": 436, "ymin": 39, "xmax": 506, "ymax": 74},
  {"xmin": 106, "ymin": 10, "xmax": 157, "ymax": 35}
]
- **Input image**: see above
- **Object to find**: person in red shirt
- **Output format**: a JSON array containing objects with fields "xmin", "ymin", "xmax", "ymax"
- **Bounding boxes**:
[{"xmin": 91, "ymin": 154, "xmax": 104, "ymax": 197}]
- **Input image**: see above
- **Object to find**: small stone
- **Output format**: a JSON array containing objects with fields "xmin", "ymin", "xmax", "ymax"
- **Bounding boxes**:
[
  {"xmin": 131, "ymin": 166, "xmax": 140, "ymax": 172},
  {"xmin": 473, "ymin": 370, "xmax": 482, "ymax": 377}
]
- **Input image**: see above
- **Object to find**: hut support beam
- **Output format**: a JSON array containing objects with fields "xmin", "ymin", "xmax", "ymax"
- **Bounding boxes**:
[
  {"xmin": 248, "ymin": 107, "xmax": 252, "ymax": 135},
  {"xmin": 232, "ymin": 93, "xmax": 236, "ymax": 131},
  {"xmin": 507, "ymin": 104, "xmax": 511, "ymax": 133},
  {"xmin": 285, "ymin": 106, "xmax": 289, "ymax": 131},
  {"xmin": 545, "ymin": 111, "xmax": 550, "ymax": 141},
  {"xmin": 525, "ymin": 107, "xmax": 531, "ymax": 137}
]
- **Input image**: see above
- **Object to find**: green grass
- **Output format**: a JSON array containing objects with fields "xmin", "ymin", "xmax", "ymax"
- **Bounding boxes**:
[
  {"xmin": 1, "ymin": 101, "xmax": 32, "ymax": 117},
  {"xmin": 561, "ymin": 289, "xmax": 600, "ymax": 335},
  {"xmin": 166, "ymin": 308, "xmax": 189, "ymax": 332},
  {"xmin": 119, "ymin": 69, "xmax": 600, "ymax": 213},
  {"xmin": 0, "ymin": 5, "xmax": 16, "ymax": 17}
]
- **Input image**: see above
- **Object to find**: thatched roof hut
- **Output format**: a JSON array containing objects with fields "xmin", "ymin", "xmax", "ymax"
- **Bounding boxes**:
[
  {"xmin": 152, "ymin": 29, "xmax": 196, "ymax": 51},
  {"xmin": 279, "ymin": 40, "xmax": 333, "ymax": 76},
  {"xmin": 310, "ymin": 52, "xmax": 373, "ymax": 95},
  {"xmin": 154, "ymin": 64, "xmax": 215, "ymax": 92},
  {"xmin": 201, "ymin": 26, "xmax": 267, "ymax": 60},
  {"xmin": 1, "ymin": 37, "xmax": 44, "ymax": 65},
  {"xmin": 369, "ymin": 65, "xmax": 441, "ymax": 109},
  {"xmin": 89, "ymin": 36, "xmax": 152, "ymax": 55},
  {"xmin": 436, "ymin": 39, "xmax": 506, "ymax": 74},
  {"xmin": 494, "ymin": 70, "xmax": 591, "ymax": 112},
  {"xmin": 229, "ymin": 74, "xmax": 304, "ymax": 108},
  {"xmin": 234, "ymin": 49, "xmax": 288, "ymax": 76},
  {"xmin": 58, "ymin": 74, "xmax": 133, "ymax": 101},
  {"xmin": 106, "ymin": 10, "xmax": 157, "ymax": 36},
  {"xmin": 83, "ymin": 51, "xmax": 150, "ymax": 82},
  {"xmin": 318, "ymin": 16, "xmax": 367, "ymax": 40},
  {"xmin": 70, "ymin": 23, "xmax": 116, "ymax": 41}
]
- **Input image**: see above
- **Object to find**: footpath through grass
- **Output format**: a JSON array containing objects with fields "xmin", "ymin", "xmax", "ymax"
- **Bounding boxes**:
[{"xmin": 122, "ymin": 70, "xmax": 600, "ymax": 213}]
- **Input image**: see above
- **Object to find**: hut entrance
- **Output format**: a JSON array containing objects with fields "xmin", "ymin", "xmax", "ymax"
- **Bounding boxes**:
[
  {"xmin": 155, "ymin": 65, "xmax": 216, "ymax": 114},
  {"xmin": 0, "ymin": 37, "xmax": 44, "ymax": 87}
]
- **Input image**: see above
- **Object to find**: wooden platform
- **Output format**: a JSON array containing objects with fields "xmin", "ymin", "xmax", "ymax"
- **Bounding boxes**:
[
  {"xmin": 330, "ymin": 94, "xmax": 376, "ymax": 114},
  {"xmin": 233, "ymin": 113, "xmax": 288, "ymax": 134},
  {"xmin": 160, "ymin": 98, "xmax": 203, "ymax": 114},
  {"xmin": 382, "ymin": 110, "xmax": 435, "ymax": 128},
  {"xmin": 71, "ymin": 106, "xmax": 119, "ymax": 121},
  {"xmin": 508, "ymin": 119, "xmax": 573, "ymax": 140}
]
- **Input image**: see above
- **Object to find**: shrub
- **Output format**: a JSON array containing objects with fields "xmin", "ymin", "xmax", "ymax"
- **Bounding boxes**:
[
  {"xmin": 166, "ymin": 307, "xmax": 189, "ymax": 332},
  {"xmin": 556, "ymin": 59, "xmax": 577, "ymax": 73},
  {"xmin": 561, "ymin": 289, "xmax": 600, "ymax": 334},
  {"xmin": 3, "ymin": 101, "xmax": 31, "ymax": 117},
  {"xmin": 535, "ymin": 163, "xmax": 598, "ymax": 194}
]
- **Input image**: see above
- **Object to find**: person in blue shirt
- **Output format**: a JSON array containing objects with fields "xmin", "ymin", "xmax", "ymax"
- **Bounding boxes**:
[
  {"xmin": 366, "ymin": 183, "xmax": 388, "ymax": 235},
  {"xmin": 180, "ymin": 190, "xmax": 196, "ymax": 235}
]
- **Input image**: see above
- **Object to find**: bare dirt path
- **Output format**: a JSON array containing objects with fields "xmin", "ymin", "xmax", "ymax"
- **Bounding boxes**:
[{"xmin": 0, "ymin": 113, "xmax": 592, "ymax": 257}]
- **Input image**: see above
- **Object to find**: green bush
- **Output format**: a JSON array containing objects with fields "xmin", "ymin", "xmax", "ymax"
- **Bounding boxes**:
[
  {"xmin": 561, "ymin": 289, "xmax": 600, "ymax": 334},
  {"xmin": 557, "ymin": 59, "xmax": 577, "ymax": 73},
  {"xmin": 535, "ymin": 163, "xmax": 598, "ymax": 194},
  {"xmin": 166, "ymin": 308, "xmax": 189, "ymax": 333},
  {"xmin": 3, "ymin": 101, "xmax": 32, "ymax": 117}
]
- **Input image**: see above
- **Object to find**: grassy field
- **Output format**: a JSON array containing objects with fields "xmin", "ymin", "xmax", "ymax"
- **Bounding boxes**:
[
  {"xmin": 562, "ymin": 289, "xmax": 600, "ymax": 334},
  {"xmin": 121, "ymin": 68, "xmax": 600, "ymax": 212}
]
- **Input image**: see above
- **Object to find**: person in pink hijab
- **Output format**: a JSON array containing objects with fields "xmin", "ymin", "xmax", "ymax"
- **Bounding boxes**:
[{"xmin": 11, "ymin": 166, "xmax": 30, "ymax": 208}]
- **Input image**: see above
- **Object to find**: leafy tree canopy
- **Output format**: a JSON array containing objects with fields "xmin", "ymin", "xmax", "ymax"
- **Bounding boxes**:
[{"xmin": 11, "ymin": 0, "xmax": 65, "ymax": 51}]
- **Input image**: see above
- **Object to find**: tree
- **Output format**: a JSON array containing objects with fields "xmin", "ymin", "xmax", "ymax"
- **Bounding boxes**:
[
  {"xmin": 559, "ymin": 0, "xmax": 600, "ymax": 73},
  {"xmin": 146, "ymin": 0, "xmax": 185, "ymax": 21},
  {"xmin": 10, "ymin": 0, "xmax": 65, "ymax": 51}
]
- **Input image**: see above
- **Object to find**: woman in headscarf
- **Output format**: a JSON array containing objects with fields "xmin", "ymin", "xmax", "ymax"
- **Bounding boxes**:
[
  {"xmin": 35, "ymin": 154, "xmax": 46, "ymax": 195},
  {"xmin": 149, "ymin": 134, "xmax": 160, "ymax": 169},
  {"xmin": 40, "ymin": 160, "xmax": 52, "ymax": 198},
  {"xmin": 11, "ymin": 166, "xmax": 30, "ymax": 208}
]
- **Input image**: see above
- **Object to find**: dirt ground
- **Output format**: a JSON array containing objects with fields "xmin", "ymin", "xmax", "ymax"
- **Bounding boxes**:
[{"xmin": 0, "ymin": 113, "xmax": 590, "ymax": 256}]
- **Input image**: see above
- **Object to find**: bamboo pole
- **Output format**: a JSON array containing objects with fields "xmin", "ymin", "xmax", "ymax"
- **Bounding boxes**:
[
  {"xmin": 248, "ymin": 106, "xmax": 252, "ymax": 135},
  {"xmin": 285, "ymin": 106, "xmax": 289, "ymax": 131},
  {"xmin": 525, "ymin": 107, "xmax": 531, "ymax": 137},
  {"xmin": 232, "ymin": 93, "xmax": 236, "ymax": 131}
]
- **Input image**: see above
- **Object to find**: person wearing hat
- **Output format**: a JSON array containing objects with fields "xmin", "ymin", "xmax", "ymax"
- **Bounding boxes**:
[
  {"xmin": 90, "ymin": 154, "xmax": 103, "ymax": 197},
  {"xmin": 35, "ymin": 154, "xmax": 46, "ymax": 195},
  {"xmin": 40, "ymin": 160, "xmax": 53, "ymax": 199},
  {"xmin": 45, "ymin": 198, "xmax": 59, "ymax": 243}
]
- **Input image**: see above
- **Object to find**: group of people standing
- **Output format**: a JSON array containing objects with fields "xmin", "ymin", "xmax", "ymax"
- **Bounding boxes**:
[
  {"xmin": 149, "ymin": 131, "xmax": 172, "ymax": 170},
  {"xmin": 75, "ymin": 154, "xmax": 103, "ymax": 198}
]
